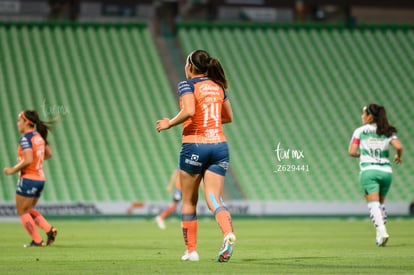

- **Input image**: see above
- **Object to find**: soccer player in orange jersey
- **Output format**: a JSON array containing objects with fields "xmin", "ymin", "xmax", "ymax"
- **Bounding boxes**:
[
  {"xmin": 157, "ymin": 50, "xmax": 235, "ymax": 262},
  {"xmin": 4, "ymin": 110, "xmax": 58, "ymax": 247}
]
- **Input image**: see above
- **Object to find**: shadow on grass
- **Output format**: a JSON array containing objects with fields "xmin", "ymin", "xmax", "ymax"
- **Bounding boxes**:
[
  {"xmin": 241, "ymin": 256, "xmax": 338, "ymax": 264},
  {"xmin": 239, "ymin": 256, "xmax": 412, "ymax": 271}
]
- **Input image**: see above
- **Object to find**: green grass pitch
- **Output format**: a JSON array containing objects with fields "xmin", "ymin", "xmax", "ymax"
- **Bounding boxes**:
[{"xmin": 1, "ymin": 218, "xmax": 413, "ymax": 274}]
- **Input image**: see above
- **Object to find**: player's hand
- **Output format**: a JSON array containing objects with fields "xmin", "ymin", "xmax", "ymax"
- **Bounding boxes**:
[
  {"xmin": 156, "ymin": 118, "xmax": 171, "ymax": 132},
  {"xmin": 4, "ymin": 167, "xmax": 14, "ymax": 175},
  {"xmin": 394, "ymin": 155, "xmax": 402, "ymax": 164}
]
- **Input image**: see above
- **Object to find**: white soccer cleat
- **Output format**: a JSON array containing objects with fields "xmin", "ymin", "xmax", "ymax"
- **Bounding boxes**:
[
  {"xmin": 155, "ymin": 216, "xmax": 166, "ymax": 230},
  {"xmin": 181, "ymin": 251, "xmax": 199, "ymax": 261},
  {"xmin": 376, "ymin": 229, "xmax": 389, "ymax": 247},
  {"xmin": 217, "ymin": 233, "xmax": 236, "ymax": 262}
]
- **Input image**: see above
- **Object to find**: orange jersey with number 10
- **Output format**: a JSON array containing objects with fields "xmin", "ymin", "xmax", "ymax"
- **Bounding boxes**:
[
  {"xmin": 18, "ymin": 131, "xmax": 46, "ymax": 180},
  {"xmin": 178, "ymin": 77, "xmax": 228, "ymax": 144}
]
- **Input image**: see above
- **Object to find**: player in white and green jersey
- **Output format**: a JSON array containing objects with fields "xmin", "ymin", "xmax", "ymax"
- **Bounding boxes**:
[{"xmin": 349, "ymin": 104, "xmax": 403, "ymax": 247}]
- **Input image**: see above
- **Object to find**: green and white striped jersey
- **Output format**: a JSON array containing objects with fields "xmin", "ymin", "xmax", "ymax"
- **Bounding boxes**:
[{"xmin": 350, "ymin": 123, "xmax": 397, "ymax": 172}]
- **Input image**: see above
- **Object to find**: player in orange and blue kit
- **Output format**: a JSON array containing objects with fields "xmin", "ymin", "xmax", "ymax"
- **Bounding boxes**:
[
  {"xmin": 4, "ymin": 110, "xmax": 58, "ymax": 247},
  {"xmin": 157, "ymin": 50, "xmax": 235, "ymax": 262}
]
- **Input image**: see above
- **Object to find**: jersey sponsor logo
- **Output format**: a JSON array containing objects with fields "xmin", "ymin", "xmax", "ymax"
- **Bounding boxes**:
[
  {"xmin": 185, "ymin": 154, "xmax": 202, "ymax": 167},
  {"xmin": 191, "ymin": 154, "xmax": 199, "ymax": 161},
  {"xmin": 199, "ymin": 83, "xmax": 220, "ymax": 96},
  {"xmin": 205, "ymin": 129, "xmax": 220, "ymax": 140},
  {"xmin": 218, "ymin": 161, "xmax": 229, "ymax": 171},
  {"xmin": 26, "ymin": 187, "xmax": 38, "ymax": 195},
  {"xmin": 362, "ymin": 129, "xmax": 377, "ymax": 135}
]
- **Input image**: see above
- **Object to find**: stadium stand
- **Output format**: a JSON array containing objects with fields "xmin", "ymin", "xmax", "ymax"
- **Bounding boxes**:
[
  {"xmin": 0, "ymin": 22, "xmax": 182, "ymax": 202},
  {"xmin": 0, "ymin": 22, "xmax": 413, "ymax": 205}
]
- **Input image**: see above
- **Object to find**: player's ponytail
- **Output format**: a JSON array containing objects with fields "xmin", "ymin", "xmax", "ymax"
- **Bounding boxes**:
[
  {"xmin": 207, "ymin": 58, "xmax": 228, "ymax": 89},
  {"xmin": 367, "ymin": 104, "xmax": 397, "ymax": 137},
  {"xmin": 188, "ymin": 50, "xmax": 228, "ymax": 89},
  {"xmin": 22, "ymin": 110, "xmax": 56, "ymax": 144}
]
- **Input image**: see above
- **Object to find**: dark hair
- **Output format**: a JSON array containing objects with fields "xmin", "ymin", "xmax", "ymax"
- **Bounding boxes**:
[
  {"xmin": 366, "ymin": 103, "xmax": 397, "ymax": 137},
  {"xmin": 23, "ymin": 110, "xmax": 55, "ymax": 143},
  {"xmin": 188, "ymin": 50, "xmax": 228, "ymax": 89}
]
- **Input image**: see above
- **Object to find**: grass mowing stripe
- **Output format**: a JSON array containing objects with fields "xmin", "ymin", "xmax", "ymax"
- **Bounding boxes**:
[{"xmin": 1, "ymin": 219, "xmax": 413, "ymax": 274}]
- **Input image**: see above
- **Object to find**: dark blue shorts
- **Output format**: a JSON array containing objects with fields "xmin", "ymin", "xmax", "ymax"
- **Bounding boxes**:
[
  {"xmin": 179, "ymin": 142, "xmax": 230, "ymax": 176},
  {"xmin": 16, "ymin": 178, "xmax": 45, "ymax": 198}
]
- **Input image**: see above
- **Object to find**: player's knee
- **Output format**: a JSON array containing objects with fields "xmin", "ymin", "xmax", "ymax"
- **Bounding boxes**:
[{"xmin": 16, "ymin": 206, "xmax": 31, "ymax": 216}]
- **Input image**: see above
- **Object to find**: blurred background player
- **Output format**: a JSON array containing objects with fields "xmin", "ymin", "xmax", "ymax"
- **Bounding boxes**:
[
  {"xmin": 349, "ymin": 103, "xmax": 403, "ymax": 247},
  {"xmin": 155, "ymin": 169, "xmax": 206, "ymax": 229},
  {"xmin": 4, "ymin": 110, "xmax": 58, "ymax": 247},
  {"xmin": 157, "ymin": 49, "xmax": 236, "ymax": 262},
  {"xmin": 155, "ymin": 169, "xmax": 181, "ymax": 229}
]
